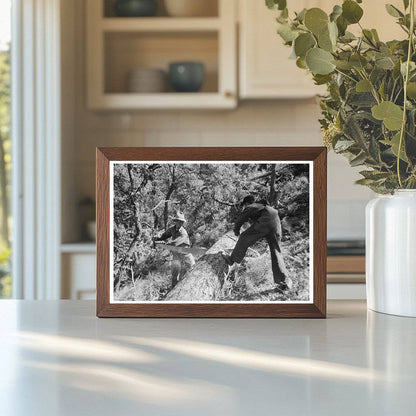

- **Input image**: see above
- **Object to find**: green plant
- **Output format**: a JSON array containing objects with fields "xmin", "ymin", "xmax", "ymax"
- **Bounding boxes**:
[{"xmin": 266, "ymin": 0, "xmax": 416, "ymax": 193}]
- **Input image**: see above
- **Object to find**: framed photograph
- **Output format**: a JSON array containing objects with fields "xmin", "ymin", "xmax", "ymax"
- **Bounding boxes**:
[{"xmin": 96, "ymin": 147, "xmax": 327, "ymax": 318}]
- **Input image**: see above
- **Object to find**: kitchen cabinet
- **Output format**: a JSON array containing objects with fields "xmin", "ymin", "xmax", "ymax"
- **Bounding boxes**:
[
  {"xmin": 238, "ymin": 0, "xmax": 404, "ymax": 99},
  {"xmin": 239, "ymin": 0, "xmax": 324, "ymax": 99}
]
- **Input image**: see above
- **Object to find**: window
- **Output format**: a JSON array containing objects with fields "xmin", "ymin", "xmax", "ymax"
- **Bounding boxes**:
[{"xmin": 0, "ymin": 0, "xmax": 11, "ymax": 298}]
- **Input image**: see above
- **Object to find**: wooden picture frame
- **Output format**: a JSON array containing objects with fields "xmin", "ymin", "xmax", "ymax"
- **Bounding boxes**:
[{"xmin": 96, "ymin": 147, "xmax": 327, "ymax": 318}]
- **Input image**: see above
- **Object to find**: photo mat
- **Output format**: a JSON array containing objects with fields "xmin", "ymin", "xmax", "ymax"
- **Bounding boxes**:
[{"xmin": 110, "ymin": 161, "xmax": 313, "ymax": 304}]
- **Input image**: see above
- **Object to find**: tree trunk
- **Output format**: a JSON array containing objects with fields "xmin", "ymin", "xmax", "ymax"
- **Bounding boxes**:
[{"xmin": 164, "ymin": 232, "xmax": 236, "ymax": 301}]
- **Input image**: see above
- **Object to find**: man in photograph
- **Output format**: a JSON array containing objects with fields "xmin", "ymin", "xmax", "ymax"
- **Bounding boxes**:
[
  {"xmin": 223, "ymin": 196, "xmax": 290, "ymax": 290},
  {"xmin": 154, "ymin": 212, "xmax": 195, "ymax": 288}
]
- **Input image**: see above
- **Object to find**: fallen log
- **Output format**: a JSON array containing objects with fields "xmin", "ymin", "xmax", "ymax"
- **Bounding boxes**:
[{"xmin": 164, "ymin": 232, "xmax": 236, "ymax": 301}]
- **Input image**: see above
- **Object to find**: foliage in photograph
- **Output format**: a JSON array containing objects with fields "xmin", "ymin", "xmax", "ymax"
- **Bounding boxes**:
[
  {"xmin": 267, "ymin": 0, "xmax": 416, "ymax": 193},
  {"xmin": 112, "ymin": 163, "xmax": 310, "ymax": 302}
]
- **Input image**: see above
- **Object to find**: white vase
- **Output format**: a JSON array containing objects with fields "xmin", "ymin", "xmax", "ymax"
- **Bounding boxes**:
[{"xmin": 366, "ymin": 190, "xmax": 416, "ymax": 317}]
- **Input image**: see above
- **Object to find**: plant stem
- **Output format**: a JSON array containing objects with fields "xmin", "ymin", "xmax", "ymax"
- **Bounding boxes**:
[
  {"xmin": 334, "ymin": 68, "xmax": 357, "ymax": 83},
  {"xmin": 397, "ymin": 0, "xmax": 415, "ymax": 188}
]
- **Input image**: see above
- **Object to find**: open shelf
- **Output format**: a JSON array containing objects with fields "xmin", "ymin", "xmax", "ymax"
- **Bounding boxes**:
[
  {"xmin": 86, "ymin": 0, "xmax": 236, "ymax": 109},
  {"xmin": 104, "ymin": 31, "xmax": 219, "ymax": 94}
]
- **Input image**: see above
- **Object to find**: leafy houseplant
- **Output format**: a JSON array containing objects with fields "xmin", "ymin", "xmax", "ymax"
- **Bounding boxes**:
[{"xmin": 266, "ymin": 0, "xmax": 416, "ymax": 194}]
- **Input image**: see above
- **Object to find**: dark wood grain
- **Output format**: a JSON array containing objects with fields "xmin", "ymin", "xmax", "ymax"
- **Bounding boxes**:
[{"xmin": 96, "ymin": 147, "xmax": 327, "ymax": 318}]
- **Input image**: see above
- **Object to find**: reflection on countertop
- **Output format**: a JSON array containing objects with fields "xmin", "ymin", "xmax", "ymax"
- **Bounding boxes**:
[{"xmin": 0, "ymin": 300, "xmax": 415, "ymax": 415}]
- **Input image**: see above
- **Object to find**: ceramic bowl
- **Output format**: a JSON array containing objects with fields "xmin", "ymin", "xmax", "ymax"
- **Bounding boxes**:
[
  {"xmin": 168, "ymin": 62, "xmax": 205, "ymax": 93},
  {"xmin": 114, "ymin": 0, "xmax": 158, "ymax": 17},
  {"xmin": 127, "ymin": 68, "xmax": 167, "ymax": 93}
]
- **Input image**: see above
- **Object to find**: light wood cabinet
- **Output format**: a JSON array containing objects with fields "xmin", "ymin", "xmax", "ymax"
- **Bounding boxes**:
[
  {"xmin": 238, "ymin": 0, "xmax": 404, "ymax": 99},
  {"xmin": 239, "ymin": 0, "xmax": 323, "ymax": 99}
]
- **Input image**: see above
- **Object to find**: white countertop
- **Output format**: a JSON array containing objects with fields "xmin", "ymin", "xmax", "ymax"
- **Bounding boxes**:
[{"xmin": 0, "ymin": 300, "xmax": 415, "ymax": 416}]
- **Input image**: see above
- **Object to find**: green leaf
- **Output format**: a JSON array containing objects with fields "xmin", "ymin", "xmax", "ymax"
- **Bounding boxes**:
[
  {"xmin": 313, "ymin": 74, "xmax": 332, "ymax": 85},
  {"xmin": 266, "ymin": 0, "xmax": 287, "ymax": 11},
  {"xmin": 328, "ymin": 21, "xmax": 338, "ymax": 45},
  {"xmin": 401, "ymin": 61, "xmax": 416, "ymax": 76},
  {"xmin": 342, "ymin": 0, "xmax": 364, "ymax": 24},
  {"xmin": 363, "ymin": 29, "xmax": 375, "ymax": 44},
  {"xmin": 371, "ymin": 29, "xmax": 380, "ymax": 42},
  {"xmin": 330, "ymin": 5, "xmax": 343, "ymax": 22},
  {"xmin": 306, "ymin": 48, "xmax": 335, "ymax": 75},
  {"xmin": 295, "ymin": 8, "xmax": 307, "ymax": 22},
  {"xmin": 403, "ymin": 0, "xmax": 410, "ymax": 9},
  {"xmin": 304, "ymin": 8, "xmax": 329, "ymax": 35},
  {"xmin": 318, "ymin": 31, "xmax": 333, "ymax": 52},
  {"xmin": 333, "ymin": 59, "xmax": 353, "ymax": 70},
  {"xmin": 348, "ymin": 92, "xmax": 377, "ymax": 107},
  {"xmin": 350, "ymin": 152, "xmax": 368, "ymax": 167},
  {"xmin": 372, "ymin": 101, "xmax": 404, "ymax": 130},
  {"xmin": 277, "ymin": 23, "xmax": 299, "ymax": 42},
  {"xmin": 355, "ymin": 178, "xmax": 377, "ymax": 185},
  {"xmin": 369, "ymin": 136, "xmax": 381, "ymax": 162},
  {"xmin": 385, "ymin": 4, "xmax": 403, "ymax": 18},
  {"xmin": 334, "ymin": 139, "xmax": 355, "ymax": 152},
  {"xmin": 339, "ymin": 31, "xmax": 356, "ymax": 43},
  {"xmin": 407, "ymin": 82, "xmax": 416, "ymax": 99},
  {"xmin": 359, "ymin": 170, "xmax": 391, "ymax": 180},
  {"xmin": 294, "ymin": 33, "xmax": 315, "ymax": 57},
  {"xmin": 336, "ymin": 15, "xmax": 348, "ymax": 36},
  {"xmin": 296, "ymin": 57, "xmax": 307, "ymax": 69},
  {"xmin": 356, "ymin": 79, "xmax": 372, "ymax": 92},
  {"xmin": 350, "ymin": 53, "xmax": 368, "ymax": 69},
  {"xmin": 382, "ymin": 132, "xmax": 409, "ymax": 162},
  {"xmin": 375, "ymin": 57, "xmax": 395, "ymax": 70}
]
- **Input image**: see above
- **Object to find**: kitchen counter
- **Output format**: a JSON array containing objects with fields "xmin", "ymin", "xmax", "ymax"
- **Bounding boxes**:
[{"xmin": 0, "ymin": 300, "xmax": 415, "ymax": 415}]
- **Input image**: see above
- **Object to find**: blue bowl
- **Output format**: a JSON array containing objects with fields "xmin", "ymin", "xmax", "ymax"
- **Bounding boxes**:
[
  {"xmin": 114, "ymin": 0, "xmax": 158, "ymax": 17},
  {"xmin": 169, "ymin": 62, "xmax": 205, "ymax": 93}
]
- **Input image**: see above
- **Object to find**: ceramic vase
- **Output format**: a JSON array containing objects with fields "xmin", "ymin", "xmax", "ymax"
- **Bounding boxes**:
[{"xmin": 366, "ymin": 190, "xmax": 416, "ymax": 317}]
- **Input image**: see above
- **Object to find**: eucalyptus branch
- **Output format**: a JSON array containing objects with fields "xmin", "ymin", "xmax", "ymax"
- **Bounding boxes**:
[
  {"xmin": 397, "ymin": 0, "xmax": 415, "ymax": 187},
  {"xmin": 358, "ymin": 69, "xmax": 381, "ymax": 104},
  {"xmin": 334, "ymin": 68, "xmax": 357, "ymax": 83}
]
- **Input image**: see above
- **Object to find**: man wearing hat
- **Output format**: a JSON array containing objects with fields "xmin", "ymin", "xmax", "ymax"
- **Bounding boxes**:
[
  {"xmin": 154, "ymin": 212, "xmax": 195, "ymax": 288},
  {"xmin": 223, "ymin": 195, "xmax": 290, "ymax": 291}
]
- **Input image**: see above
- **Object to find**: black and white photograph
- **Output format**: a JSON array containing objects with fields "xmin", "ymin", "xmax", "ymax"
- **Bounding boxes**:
[{"xmin": 110, "ymin": 161, "xmax": 313, "ymax": 303}]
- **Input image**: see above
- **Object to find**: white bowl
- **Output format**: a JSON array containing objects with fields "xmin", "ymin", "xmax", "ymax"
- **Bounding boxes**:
[
  {"xmin": 127, "ymin": 68, "xmax": 167, "ymax": 93},
  {"xmin": 164, "ymin": 0, "xmax": 217, "ymax": 17}
]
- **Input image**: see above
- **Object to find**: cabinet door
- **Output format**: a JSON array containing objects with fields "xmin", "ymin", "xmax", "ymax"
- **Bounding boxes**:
[
  {"xmin": 238, "ymin": 0, "xmax": 403, "ymax": 99},
  {"xmin": 239, "ymin": 0, "xmax": 320, "ymax": 99}
]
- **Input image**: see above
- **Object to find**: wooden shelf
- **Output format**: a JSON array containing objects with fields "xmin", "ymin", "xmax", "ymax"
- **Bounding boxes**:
[
  {"xmin": 101, "ymin": 17, "xmax": 221, "ymax": 32},
  {"xmin": 89, "ymin": 92, "xmax": 235, "ymax": 110}
]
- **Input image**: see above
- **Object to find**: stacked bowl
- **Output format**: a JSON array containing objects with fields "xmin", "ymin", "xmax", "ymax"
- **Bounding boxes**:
[{"xmin": 127, "ymin": 68, "xmax": 167, "ymax": 93}]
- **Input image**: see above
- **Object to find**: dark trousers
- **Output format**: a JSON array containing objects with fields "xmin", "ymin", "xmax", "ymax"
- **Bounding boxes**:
[{"xmin": 230, "ymin": 225, "xmax": 288, "ymax": 284}]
